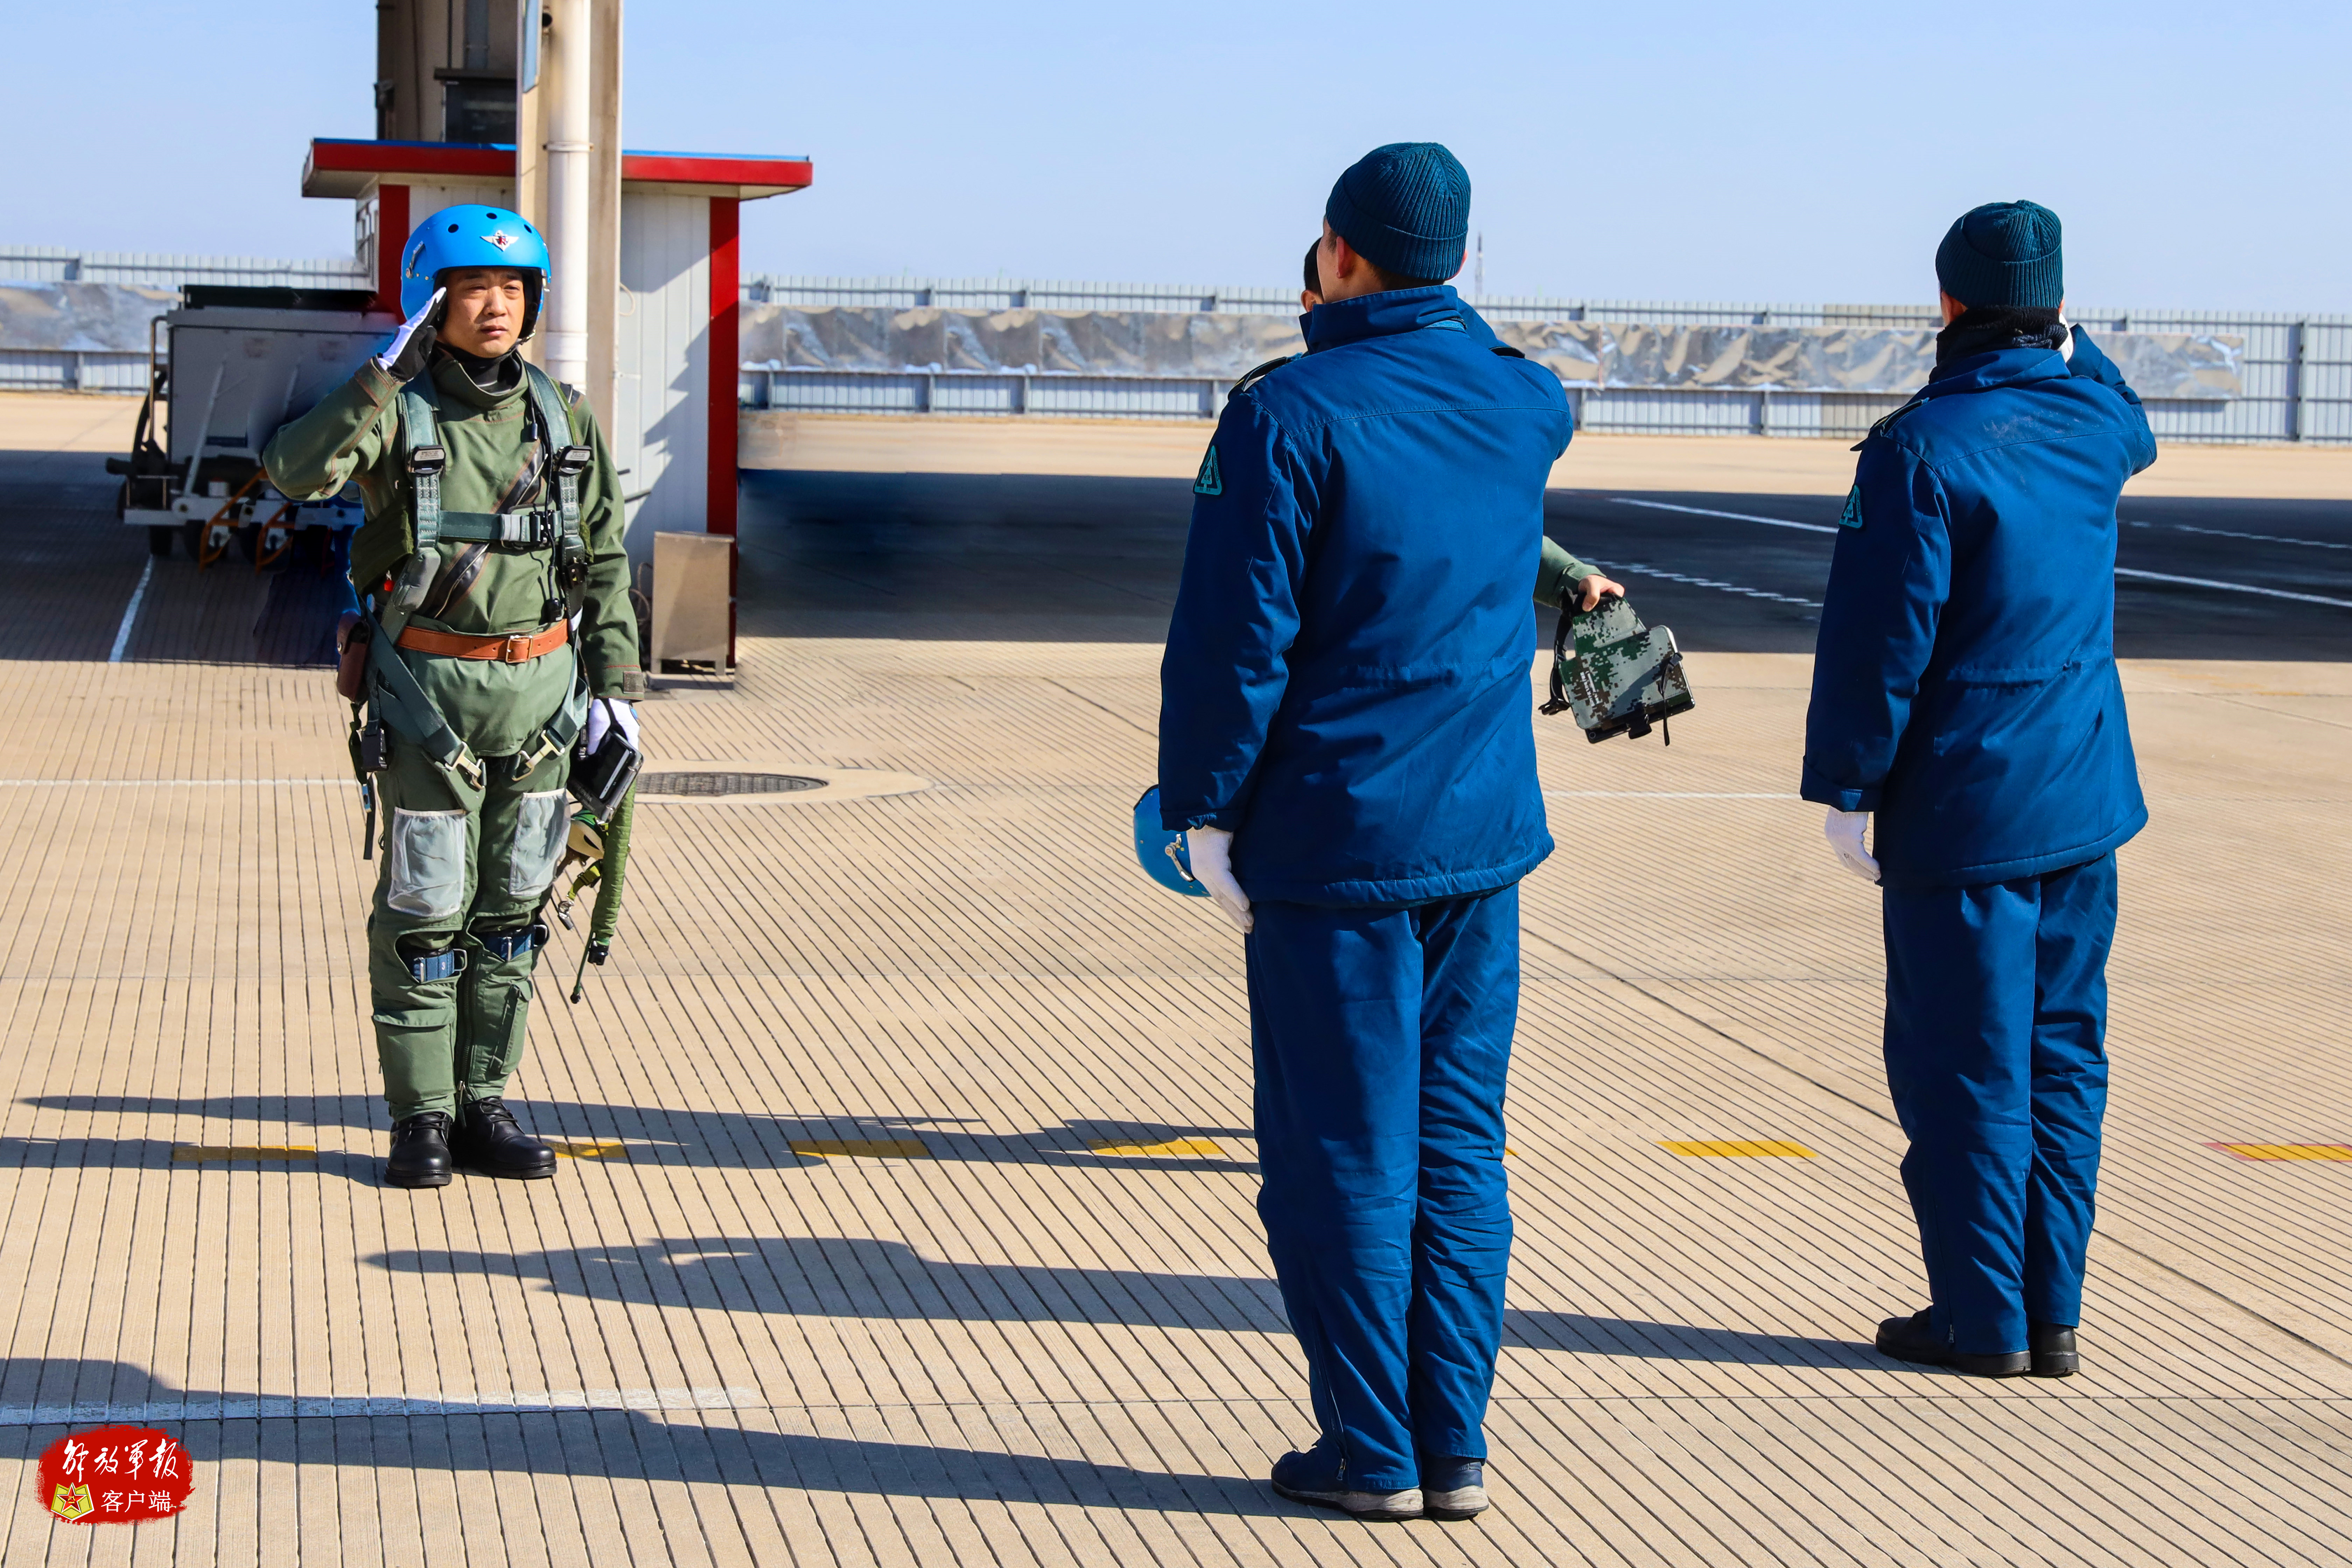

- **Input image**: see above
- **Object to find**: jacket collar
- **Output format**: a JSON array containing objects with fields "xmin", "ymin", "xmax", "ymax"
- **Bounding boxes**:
[
  {"xmin": 1303, "ymin": 284, "xmax": 1476, "ymax": 352},
  {"xmin": 430, "ymin": 349, "xmax": 527, "ymax": 412},
  {"xmin": 1923, "ymin": 344, "xmax": 2074, "ymax": 397}
]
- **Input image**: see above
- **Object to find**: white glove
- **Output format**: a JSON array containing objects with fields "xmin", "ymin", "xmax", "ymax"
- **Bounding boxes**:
[
  {"xmin": 1823, "ymin": 808, "xmax": 1880, "ymax": 884},
  {"xmin": 585, "ymin": 696, "xmax": 641, "ymax": 756},
  {"xmin": 375, "ymin": 287, "xmax": 446, "ymax": 380},
  {"xmin": 1185, "ymin": 825, "xmax": 1253, "ymax": 933}
]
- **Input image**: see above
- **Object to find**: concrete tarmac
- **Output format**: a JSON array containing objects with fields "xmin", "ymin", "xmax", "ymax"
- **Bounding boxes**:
[{"xmin": 1, "ymin": 393, "xmax": 2350, "ymax": 1565}]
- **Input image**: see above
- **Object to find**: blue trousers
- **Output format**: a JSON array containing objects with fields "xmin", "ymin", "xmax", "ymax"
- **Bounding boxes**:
[
  {"xmin": 1881, "ymin": 853, "xmax": 2116, "ymax": 1357},
  {"xmin": 1246, "ymin": 886, "xmax": 1518, "ymax": 1493}
]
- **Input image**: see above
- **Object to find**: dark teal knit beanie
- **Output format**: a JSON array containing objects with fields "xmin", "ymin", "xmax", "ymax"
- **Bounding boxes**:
[
  {"xmin": 1935, "ymin": 200, "xmax": 2064, "ymax": 309},
  {"xmin": 1324, "ymin": 142, "xmax": 1470, "ymax": 284}
]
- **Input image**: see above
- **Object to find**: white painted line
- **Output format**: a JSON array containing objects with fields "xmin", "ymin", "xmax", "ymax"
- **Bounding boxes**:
[
  {"xmin": 2113, "ymin": 567, "xmax": 2352, "ymax": 610},
  {"xmin": 0, "ymin": 779, "xmax": 347, "ymax": 788},
  {"xmin": 106, "ymin": 557, "xmax": 154, "ymax": 664},
  {"xmin": 1613, "ymin": 496, "xmax": 2351, "ymax": 611},
  {"xmin": 1611, "ymin": 561, "xmax": 1821, "ymax": 609},
  {"xmin": 1613, "ymin": 497, "xmax": 1840, "ymax": 534},
  {"xmin": 1546, "ymin": 791, "xmax": 1800, "ymax": 799},
  {"xmin": 2130, "ymin": 519, "xmax": 2350, "ymax": 552},
  {"xmin": 0, "ymin": 1386, "xmax": 765, "ymax": 1427}
]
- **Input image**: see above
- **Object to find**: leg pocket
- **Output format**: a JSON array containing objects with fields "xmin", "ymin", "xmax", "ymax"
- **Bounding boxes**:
[
  {"xmin": 507, "ymin": 789, "xmax": 570, "ymax": 898},
  {"xmin": 388, "ymin": 808, "xmax": 469, "ymax": 918}
]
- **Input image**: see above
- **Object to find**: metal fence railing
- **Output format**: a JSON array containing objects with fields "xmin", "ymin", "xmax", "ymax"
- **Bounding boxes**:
[
  {"xmin": 0, "ymin": 246, "xmax": 370, "ymax": 291},
  {"xmin": 744, "ymin": 275, "xmax": 2352, "ymax": 445},
  {"xmin": 7, "ymin": 249, "xmax": 2343, "ymax": 444},
  {"xmin": 0, "ymin": 247, "xmax": 371, "ymax": 394}
]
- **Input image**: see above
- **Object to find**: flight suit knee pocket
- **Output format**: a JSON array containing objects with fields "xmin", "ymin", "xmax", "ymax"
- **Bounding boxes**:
[
  {"xmin": 387, "ymin": 808, "xmax": 468, "ymax": 918},
  {"xmin": 507, "ymin": 789, "xmax": 569, "ymax": 897}
]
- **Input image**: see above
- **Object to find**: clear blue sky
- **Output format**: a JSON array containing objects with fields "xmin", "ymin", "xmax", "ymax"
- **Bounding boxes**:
[{"xmin": 7, "ymin": 1, "xmax": 2347, "ymax": 311}]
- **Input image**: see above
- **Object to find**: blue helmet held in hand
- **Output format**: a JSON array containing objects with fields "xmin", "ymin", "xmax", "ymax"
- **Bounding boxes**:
[
  {"xmin": 1133, "ymin": 787, "xmax": 1209, "ymax": 898},
  {"xmin": 399, "ymin": 204, "xmax": 551, "ymax": 339}
]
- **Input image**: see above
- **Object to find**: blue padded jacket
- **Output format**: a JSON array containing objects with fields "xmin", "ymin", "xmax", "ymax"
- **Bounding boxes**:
[
  {"xmin": 1156, "ymin": 286, "xmax": 1570, "ymax": 906},
  {"xmin": 1801, "ymin": 328, "xmax": 2156, "ymax": 888}
]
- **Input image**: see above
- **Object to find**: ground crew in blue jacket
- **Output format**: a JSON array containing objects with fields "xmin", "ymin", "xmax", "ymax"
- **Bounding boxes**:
[
  {"xmin": 1158, "ymin": 143, "xmax": 1572, "ymax": 1523},
  {"xmin": 1801, "ymin": 201, "xmax": 2155, "ymax": 1378}
]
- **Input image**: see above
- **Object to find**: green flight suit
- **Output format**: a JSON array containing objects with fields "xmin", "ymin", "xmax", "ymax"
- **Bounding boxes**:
[
  {"xmin": 1535, "ymin": 536, "xmax": 1599, "ymax": 609},
  {"xmin": 264, "ymin": 353, "xmax": 643, "ymax": 1120}
]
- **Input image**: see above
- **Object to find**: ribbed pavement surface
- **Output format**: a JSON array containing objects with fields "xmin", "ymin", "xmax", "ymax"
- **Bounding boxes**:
[{"xmin": 0, "ymin": 449, "xmax": 2348, "ymax": 1563}]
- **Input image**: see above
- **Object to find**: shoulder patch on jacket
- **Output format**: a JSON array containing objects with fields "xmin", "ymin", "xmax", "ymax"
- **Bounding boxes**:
[
  {"xmin": 1230, "ymin": 355, "xmax": 1296, "ymax": 399},
  {"xmin": 1192, "ymin": 444, "xmax": 1223, "ymax": 497},
  {"xmin": 1853, "ymin": 392, "xmax": 1928, "ymax": 452},
  {"xmin": 1489, "ymin": 344, "xmax": 1528, "ymax": 359},
  {"xmin": 1838, "ymin": 484, "xmax": 1864, "ymax": 529}
]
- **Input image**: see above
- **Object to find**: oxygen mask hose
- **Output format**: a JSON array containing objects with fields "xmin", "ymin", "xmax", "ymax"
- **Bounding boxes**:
[{"xmin": 569, "ymin": 783, "xmax": 635, "ymax": 1004}]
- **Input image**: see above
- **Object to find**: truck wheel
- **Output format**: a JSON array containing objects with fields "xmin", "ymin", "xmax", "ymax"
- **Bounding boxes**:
[
  {"xmin": 183, "ymin": 521, "xmax": 205, "ymax": 559},
  {"xmin": 148, "ymin": 525, "xmax": 175, "ymax": 558}
]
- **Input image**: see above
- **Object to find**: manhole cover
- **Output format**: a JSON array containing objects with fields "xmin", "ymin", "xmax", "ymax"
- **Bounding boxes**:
[{"xmin": 637, "ymin": 771, "xmax": 827, "ymax": 798}]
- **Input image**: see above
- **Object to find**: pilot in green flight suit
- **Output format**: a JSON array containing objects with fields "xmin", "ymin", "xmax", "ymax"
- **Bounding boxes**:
[{"xmin": 264, "ymin": 204, "xmax": 643, "ymax": 1189}]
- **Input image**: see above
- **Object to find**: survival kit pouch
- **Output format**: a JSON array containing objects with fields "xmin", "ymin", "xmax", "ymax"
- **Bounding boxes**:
[{"xmin": 1541, "ymin": 593, "xmax": 1695, "ymax": 743}]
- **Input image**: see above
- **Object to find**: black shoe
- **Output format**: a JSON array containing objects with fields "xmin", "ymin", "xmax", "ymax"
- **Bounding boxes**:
[
  {"xmin": 2030, "ymin": 1321, "xmax": 2079, "ymax": 1378},
  {"xmin": 1875, "ymin": 1309, "xmax": 2029, "ymax": 1377},
  {"xmin": 1421, "ymin": 1457, "xmax": 1488, "ymax": 1521},
  {"xmin": 1269, "ymin": 1441, "xmax": 1422, "ymax": 1521},
  {"xmin": 385, "ymin": 1113, "xmax": 454, "ymax": 1189},
  {"xmin": 451, "ymin": 1097, "xmax": 556, "ymax": 1179}
]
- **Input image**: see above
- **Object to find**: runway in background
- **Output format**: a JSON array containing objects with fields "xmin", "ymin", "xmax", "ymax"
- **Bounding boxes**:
[{"xmin": 739, "ymin": 469, "xmax": 2352, "ymax": 660}]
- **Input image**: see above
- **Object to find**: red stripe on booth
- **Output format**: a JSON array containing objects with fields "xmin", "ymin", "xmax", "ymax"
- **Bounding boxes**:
[
  {"xmin": 708, "ymin": 196, "xmax": 741, "ymax": 665},
  {"xmin": 376, "ymin": 184, "xmax": 409, "ymax": 314}
]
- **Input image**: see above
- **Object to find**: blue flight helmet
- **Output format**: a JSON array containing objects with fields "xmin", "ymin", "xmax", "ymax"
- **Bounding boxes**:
[
  {"xmin": 398, "ymin": 204, "xmax": 551, "ymax": 340},
  {"xmin": 1132, "ymin": 786, "xmax": 1210, "ymax": 898}
]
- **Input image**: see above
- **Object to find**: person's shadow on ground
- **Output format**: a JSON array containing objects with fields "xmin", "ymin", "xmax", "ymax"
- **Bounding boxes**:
[{"xmin": 365, "ymin": 1233, "xmax": 1877, "ymax": 1368}]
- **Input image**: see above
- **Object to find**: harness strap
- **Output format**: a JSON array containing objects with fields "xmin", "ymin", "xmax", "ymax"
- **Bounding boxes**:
[
  {"xmin": 407, "ymin": 945, "xmax": 467, "ymax": 982},
  {"xmin": 435, "ymin": 508, "xmax": 561, "ymax": 547},
  {"xmin": 476, "ymin": 923, "xmax": 548, "ymax": 962},
  {"xmin": 521, "ymin": 364, "xmax": 585, "ymax": 559},
  {"xmin": 362, "ymin": 606, "xmax": 484, "ymax": 790},
  {"xmin": 399, "ymin": 379, "xmax": 443, "ymax": 551}
]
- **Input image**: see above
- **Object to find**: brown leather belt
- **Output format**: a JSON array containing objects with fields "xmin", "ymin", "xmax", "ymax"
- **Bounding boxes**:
[{"xmin": 396, "ymin": 621, "xmax": 569, "ymax": 663}]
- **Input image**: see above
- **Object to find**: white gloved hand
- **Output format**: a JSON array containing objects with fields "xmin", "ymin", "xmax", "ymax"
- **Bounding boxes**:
[
  {"xmin": 1184, "ymin": 825, "xmax": 1253, "ymax": 933},
  {"xmin": 1823, "ymin": 808, "xmax": 1880, "ymax": 884},
  {"xmin": 585, "ymin": 696, "xmax": 641, "ymax": 756},
  {"xmin": 375, "ymin": 287, "xmax": 446, "ymax": 381}
]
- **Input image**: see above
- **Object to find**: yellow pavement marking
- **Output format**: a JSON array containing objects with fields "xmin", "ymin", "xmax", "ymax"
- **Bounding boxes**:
[
  {"xmin": 788, "ymin": 1138, "xmax": 931, "ymax": 1159},
  {"xmin": 1086, "ymin": 1137, "xmax": 1223, "ymax": 1156},
  {"xmin": 1659, "ymin": 1140, "xmax": 1817, "ymax": 1158},
  {"xmin": 172, "ymin": 1146, "xmax": 317, "ymax": 1162},
  {"xmin": 546, "ymin": 1139, "xmax": 632, "ymax": 1159},
  {"xmin": 2208, "ymin": 1142, "xmax": 2352, "ymax": 1161}
]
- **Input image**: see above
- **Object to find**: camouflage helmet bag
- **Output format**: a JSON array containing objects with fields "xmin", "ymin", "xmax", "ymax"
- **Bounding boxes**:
[{"xmin": 1541, "ymin": 594, "xmax": 1695, "ymax": 743}]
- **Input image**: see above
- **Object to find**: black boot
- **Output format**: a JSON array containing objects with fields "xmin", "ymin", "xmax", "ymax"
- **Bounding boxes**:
[
  {"xmin": 2030, "ymin": 1321, "xmax": 2079, "ymax": 1378},
  {"xmin": 386, "ymin": 1113, "xmax": 454, "ymax": 1189},
  {"xmin": 1875, "ymin": 1309, "xmax": 2029, "ymax": 1377},
  {"xmin": 1421, "ymin": 1457, "xmax": 1489, "ymax": 1521},
  {"xmin": 451, "ymin": 1097, "xmax": 556, "ymax": 1179}
]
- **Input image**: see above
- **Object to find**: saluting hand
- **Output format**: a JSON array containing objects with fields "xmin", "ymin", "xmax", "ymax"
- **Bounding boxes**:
[{"xmin": 376, "ymin": 288, "xmax": 447, "ymax": 382}]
